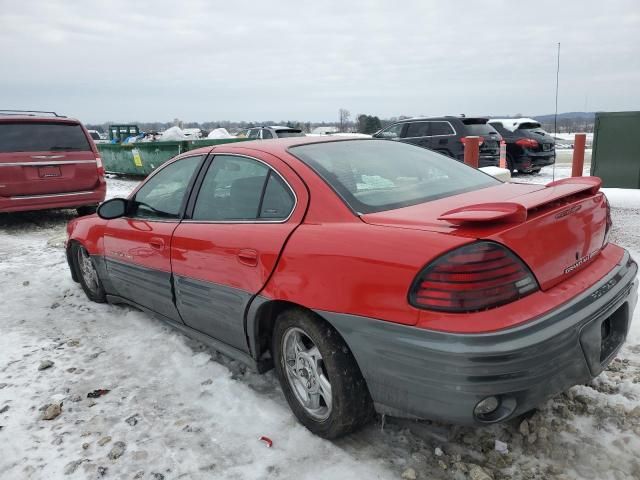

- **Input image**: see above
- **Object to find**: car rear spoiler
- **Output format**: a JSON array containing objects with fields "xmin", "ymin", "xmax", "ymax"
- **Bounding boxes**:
[{"xmin": 438, "ymin": 176, "xmax": 602, "ymax": 224}]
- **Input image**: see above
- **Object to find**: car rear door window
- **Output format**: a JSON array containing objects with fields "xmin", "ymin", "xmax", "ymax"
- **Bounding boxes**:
[
  {"xmin": 130, "ymin": 155, "xmax": 203, "ymax": 220},
  {"xmin": 260, "ymin": 173, "xmax": 295, "ymax": 219},
  {"xmin": 0, "ymin": 122, "xmax": 91, "ymax": 152},
  {"xmin": 261, "ymin": 129, "xmax": 273, "ymax": 139},
  {"xmin": 430, "ymin": 121, "xmax": 455, "ymax": 136},
  {"xmin": 405, "ymin": 122, "xmax": 431, "ymax": 138},
  {"xmin": 192, "ymin": 155, "xmax": 294, "ymax": 221},
  {"xmin": 248, "ymin": 129, "xmax": 261, "ymax": 139}
]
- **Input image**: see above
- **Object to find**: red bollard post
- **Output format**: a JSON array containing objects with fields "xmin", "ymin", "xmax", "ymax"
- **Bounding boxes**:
[
  {"xmin": 463, "ymin": 136, "xmax": 480, "ymax": 168},
  {"xmin": 571, "ymin": 133, "xmax": 587, "ymax": 177}
]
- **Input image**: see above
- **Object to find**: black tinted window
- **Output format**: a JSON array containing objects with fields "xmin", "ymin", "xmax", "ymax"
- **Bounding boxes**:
[
  {"xmin": 406, "ymin": 122, "xmax": 430, "ymax": 137},
  {"xmin": 262, "ymin": 129, "xmax": 273, "ymax": 139},
  {"xmin": 465, "ymin": 123, "xmax": 498, "ymax": 135},
  {"xmin": 131, "ymin": 156, "xmax": 202, "ymax": 220},
  {"xmin": 260, "ymin": 173, "xmax": 295, "ymax": 219},
  {"xmin": 193, "ymin": 155, "xmax": 269, "ymax": 221},
  {"xmin": 430, "ymin": 121, "xmax": 455, "ymax": 136},
  {"xmin": 489, "ymin": 122, "xmax": 510, "ymax": 136},
  {"xmin": 291, "ymin": 140, "xmax": 498, "ymax": 214},
  {"xmin": 0, "ymin": 122, "xmax": 91, "ymax": 153},
  {"xmin": 275, "ymin": 130, "xmax": 305, "ymax": 138}
]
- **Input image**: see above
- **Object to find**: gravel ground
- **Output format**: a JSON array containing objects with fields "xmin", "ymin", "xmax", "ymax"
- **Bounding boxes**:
[{"xmin": 0, "ymin": 171, "xmax": 639, "ymax": 480}]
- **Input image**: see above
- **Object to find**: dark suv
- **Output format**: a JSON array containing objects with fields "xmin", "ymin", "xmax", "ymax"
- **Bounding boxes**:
[
  {"xmin": 373, "ymin": 116, "xmax": 502, "ymax": 167},
  {"xmin": 488, "ymin": 118, "xmax": 555, "ymax": 174}
]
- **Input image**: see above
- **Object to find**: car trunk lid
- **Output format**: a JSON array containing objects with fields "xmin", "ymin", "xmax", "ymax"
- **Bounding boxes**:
[{"xmin": 361, "ymin": 177, "xmax": 608, "ymax": 291}]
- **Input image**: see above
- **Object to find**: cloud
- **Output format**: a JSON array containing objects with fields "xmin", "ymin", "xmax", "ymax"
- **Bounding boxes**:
[{"xmin": 0, "ymin": 0, "xmax": 638, "ymax": 122}]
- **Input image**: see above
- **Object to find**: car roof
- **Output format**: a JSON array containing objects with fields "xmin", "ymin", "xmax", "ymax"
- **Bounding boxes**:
[
  {"xmin": 0, "ymin": 114, "xmax": 80, "ymax": 124},
  {"xmin": 183, "ymin": 136, "xmax": 365, "ymax": 159},
  {"xmin": 393, "ymin": 116, "xmax": 488, "ymax": 123},
  {"xmin": 489, "ymin": 118, "xmax": 541, "ymax": 130}
]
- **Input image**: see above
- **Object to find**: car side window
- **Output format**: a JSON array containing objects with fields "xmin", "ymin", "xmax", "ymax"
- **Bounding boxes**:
[
  {"xmin": 406, "ymin": 122, "xmax": 431, "ymax": 138},
  {"xmin": 377, "ymin": 123, "xmax": 404, "ymax": 139},
  {"xmin": 248, "ymin": 129, "xmax": 261, "ymax": 139},
  {"xmin": 430, "ymin": 121, "xmax": 455, "ymax": 136},
  {"xmin": 192, "ymin": 155, "xmax": 295, "ymax": 221},
  {"xmin": 261, "ymin": 129, "xmax": 273, "ymax": 139},
  {"xmin": 129, "ymin": 155, "xmax": 203, "ymax": 220},
  {"xmin": 260, "ymin": 172, "xmax": 295, "ymax": 219}
]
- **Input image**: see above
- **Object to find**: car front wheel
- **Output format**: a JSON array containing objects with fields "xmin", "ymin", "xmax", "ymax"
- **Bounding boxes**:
[
  {"xmin": 272, "ymin": 309, "xmax": 373, "ymax": 439},
  {"xmin": 71, "ymin": 242, "xmax": 106, "ymax": 303}
]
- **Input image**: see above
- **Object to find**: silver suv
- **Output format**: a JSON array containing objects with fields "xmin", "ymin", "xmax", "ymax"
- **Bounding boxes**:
[{"xmin": 240, "ymin": 126, "xmax": 305, "ymax": 139}]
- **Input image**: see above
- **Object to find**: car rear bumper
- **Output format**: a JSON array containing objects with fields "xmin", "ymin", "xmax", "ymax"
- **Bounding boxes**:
[
  {"xmin": 319, "ymin": 249, "xmax": 638, "ymax": 425},
  {"xmin": 513, "ymin": 152, "xmax": 556, "ymax": 170},
  {"xmin": 0, "ymin": 182, "xmax": 106, "ymax": 213}
]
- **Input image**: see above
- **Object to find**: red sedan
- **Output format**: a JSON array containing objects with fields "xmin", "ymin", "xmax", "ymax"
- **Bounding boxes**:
[{"xmin": 66, "ymin": 137, "xmax": 638, "ymax": 438}]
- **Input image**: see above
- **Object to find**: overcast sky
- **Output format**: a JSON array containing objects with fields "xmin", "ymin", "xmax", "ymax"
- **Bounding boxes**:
[{"xmin": 0, "ymin": 0, "xmax": 638, "ymax": 123}]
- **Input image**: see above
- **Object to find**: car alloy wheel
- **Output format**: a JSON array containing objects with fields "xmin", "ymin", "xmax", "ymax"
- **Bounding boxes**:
[
  {"xmin": 77, "ymin": 246, "xmax": 100, "ymax": 295},
  {"xmin": 281, "ymin": 327, "xmax": 332, "ymax": 421}
]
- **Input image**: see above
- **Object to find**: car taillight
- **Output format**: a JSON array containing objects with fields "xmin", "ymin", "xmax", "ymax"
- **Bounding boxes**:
[
  {"xmin": 96, "ymin": 157, "xmax": 105, "ymax": 177},
  {"xmin": 515, "ymin": 138, "xmax": 538, "ymax": 149},
  {"xmin": 460, "ymin": 137, "xmax": 484, "ymax": 146},
  {"xmin": 409, "ymin": 241, "xmax": 539, "ymax": 312}
]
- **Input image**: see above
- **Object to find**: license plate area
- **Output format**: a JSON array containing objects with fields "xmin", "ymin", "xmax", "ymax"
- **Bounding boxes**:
[
  {"xmin": 38, "ymin": 166, "xmax": 61, "ymax": 178},
  {"xmin": 580, "ymin": 303, "xmax": 629, "ymax": 375}
]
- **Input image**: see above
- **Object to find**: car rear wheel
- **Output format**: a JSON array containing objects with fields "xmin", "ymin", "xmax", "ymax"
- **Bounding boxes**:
[
  {"xmin": 71, "ymin": 242, "xmax": 106, "ymax": 303},
  {"xmin": 272, "ymin": 309, "xmax": 374, "ymax": 439}
]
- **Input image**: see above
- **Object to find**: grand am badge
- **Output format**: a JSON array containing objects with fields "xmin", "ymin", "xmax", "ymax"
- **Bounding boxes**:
[{"xmin": 564, "ymin": 250, "xmax": 599, "ymax": 274}]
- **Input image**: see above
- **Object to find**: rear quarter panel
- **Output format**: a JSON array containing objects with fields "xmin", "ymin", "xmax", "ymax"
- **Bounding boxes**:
[{"xmin": 261, "ymin": 221, "xmax": 472, "ymax": 326}]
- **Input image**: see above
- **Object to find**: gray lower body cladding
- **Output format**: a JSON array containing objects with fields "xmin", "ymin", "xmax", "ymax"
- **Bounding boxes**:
[{"xmin": 319, "ymin": 250, "xmax": 638, "ymax": 425}]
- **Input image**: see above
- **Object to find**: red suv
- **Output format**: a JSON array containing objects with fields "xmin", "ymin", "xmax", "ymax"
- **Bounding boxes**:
[{"xmin": 0, "ymin": 110, "xmax": 106, "ymax": 215}]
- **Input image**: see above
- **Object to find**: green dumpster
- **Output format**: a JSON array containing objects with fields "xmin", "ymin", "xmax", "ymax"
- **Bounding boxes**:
[
  {"xmin": 591, "ymin": 111, "xmax": 640, "ymax": 189},
  {"xmin": 98, "ymin": 138, "xmax": 250, "ymax": 176}
]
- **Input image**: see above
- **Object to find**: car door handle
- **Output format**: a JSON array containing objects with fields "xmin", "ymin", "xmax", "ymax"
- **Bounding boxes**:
[
  {"xmin": 149, "ymin": 237, "xmax": 165, "ymax": 250},
  {"xmin": 237, "ymin": 249, "xmax": 258, "ymax": 267}
]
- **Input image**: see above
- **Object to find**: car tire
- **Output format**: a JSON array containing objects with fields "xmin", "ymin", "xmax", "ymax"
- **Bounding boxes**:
[
  {"xmin": 506, "ymin": 154, "xmax": 515, "ymax": 175},
  {"xmin": 70, "ymin": 242, "xmax": 107, "ymax": 303},
  {"xmin": 272, "ymin": 308, "xmax": 374, "ymax": 439},
  {"xmin": 77, "ymin": 205, "xmax": 97, "ymax": 216}
]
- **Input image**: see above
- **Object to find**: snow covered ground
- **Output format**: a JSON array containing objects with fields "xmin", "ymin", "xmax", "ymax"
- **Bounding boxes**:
[{"xmin": 1, "ymin": 168, "xmax": 639, "ymax": 480}]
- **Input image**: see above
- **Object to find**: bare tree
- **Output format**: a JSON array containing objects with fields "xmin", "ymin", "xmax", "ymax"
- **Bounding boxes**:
[{"xmin": 339, "ymin": 108, "xmax": 350, "ymax": 132}]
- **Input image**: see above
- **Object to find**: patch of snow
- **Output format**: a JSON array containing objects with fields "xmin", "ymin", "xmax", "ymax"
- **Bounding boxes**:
[{"xmin": 206, "ymin": 128, "xmax": 234, "ymax": 139}]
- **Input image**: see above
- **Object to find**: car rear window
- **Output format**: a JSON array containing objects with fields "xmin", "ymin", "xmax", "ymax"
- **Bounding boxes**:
[
  {"xmin": 290, "ymin": 140, "xmax": 498, "ymax": 214},
  {"xmin": 0, "ymin": 122, "xmax": 91, "ymax": 153},
  {"xmin": 275, "ymin": 130, "xmax": 305, "ymax": 138},
  {"xmin": 464, "ymin": 123, "xmax": 498, "ymax": 135},
  {"xmin": 517, "ymin": 122, "xmax": 542, "ymax": 130}
]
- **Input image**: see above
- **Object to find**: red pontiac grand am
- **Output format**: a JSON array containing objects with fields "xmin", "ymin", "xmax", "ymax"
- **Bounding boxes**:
[{"xmin": 66, "ymin": 137, "xmax": 638, "ymax": 438}]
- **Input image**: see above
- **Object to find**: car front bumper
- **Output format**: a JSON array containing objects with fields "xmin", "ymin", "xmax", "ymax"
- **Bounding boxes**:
[{"xmin": 320, "ymin": 249, "xmax": 638, "ymax": 425}]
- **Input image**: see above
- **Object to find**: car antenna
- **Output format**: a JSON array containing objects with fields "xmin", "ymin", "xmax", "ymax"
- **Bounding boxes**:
[{"xmin": 553, "ymin": 42, "xmax": 560, "ymax": 182}]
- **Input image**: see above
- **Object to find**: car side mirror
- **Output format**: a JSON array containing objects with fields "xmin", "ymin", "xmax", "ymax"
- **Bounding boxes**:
[{"xmin": 97, "ymin": 198, "xmax": 128, "ymax": 219}]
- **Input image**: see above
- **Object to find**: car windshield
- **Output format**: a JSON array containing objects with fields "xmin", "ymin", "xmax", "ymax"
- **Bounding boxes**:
[
  {"xmin": 276, "ymin": 130, "xmax": 305, "ymax": 138},
  {"xmin": 0, "ymin": 122, "xmax": 91, "ymax": 152},
  {"xmin": 290, "ymin": 140, "xmax": 499, "ymax": 214}
]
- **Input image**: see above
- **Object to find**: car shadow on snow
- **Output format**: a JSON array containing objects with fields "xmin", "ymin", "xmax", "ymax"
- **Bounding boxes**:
[{"xmin": 0, "ymin": 209, "xmax": 78, "ymax": 233}]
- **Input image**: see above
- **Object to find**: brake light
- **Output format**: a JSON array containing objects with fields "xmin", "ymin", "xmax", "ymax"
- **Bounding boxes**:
[
  {"xmin": 409, "ymin": 242, "xmax": 539, "ymax": 312},
  {"xmin": 460, "ymin": 137, "xmax": 484, "ymax": 146},
  {"xmin": 96, "ymin": 157, "xmax": 105, "ymax": 177},
  {"xmin": 515, "ymin": 138, "xmax": 538, "ymax": 149}
]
